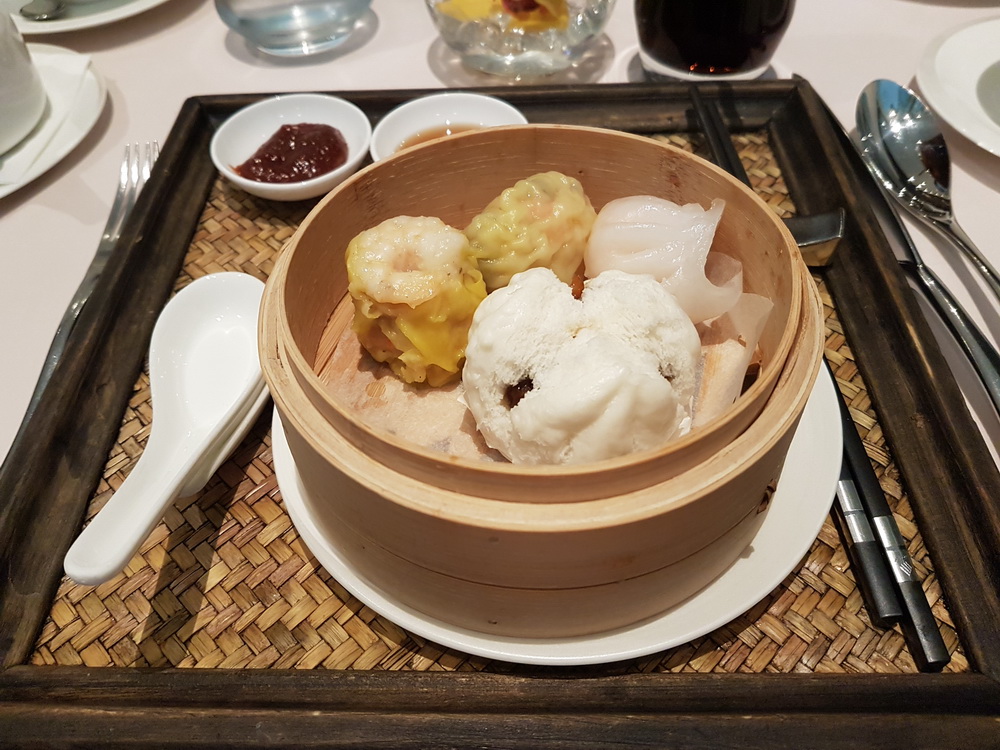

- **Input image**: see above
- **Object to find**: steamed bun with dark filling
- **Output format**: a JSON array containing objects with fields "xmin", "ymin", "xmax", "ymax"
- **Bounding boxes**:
[{"xmin": 461, "ymin": 267, "xmax": 700, "ymax": 465}]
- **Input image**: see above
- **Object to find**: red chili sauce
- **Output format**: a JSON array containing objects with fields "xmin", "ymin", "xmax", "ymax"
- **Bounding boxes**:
[{"xmin": 234, "ymin": 123, "xmax": 348, "ymax": 184}]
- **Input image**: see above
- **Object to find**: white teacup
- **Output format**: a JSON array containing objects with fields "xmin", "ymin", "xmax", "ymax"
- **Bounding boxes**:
[{"xmin": 0, "ymin": 13, "xmax": 47, "ymax": 155}]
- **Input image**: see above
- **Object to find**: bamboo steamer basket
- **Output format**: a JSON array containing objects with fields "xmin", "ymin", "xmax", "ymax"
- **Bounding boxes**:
[
  {"xmin": 265, "ymin": 275, "xmax": 822, "ymax": 636},
  {"xmin": 269, "ymin": 125, "xmax": 805, "ymax": 502},
  {"xmin": 259, "ymin": 124, "xmax": 824, "ymax": 637}
]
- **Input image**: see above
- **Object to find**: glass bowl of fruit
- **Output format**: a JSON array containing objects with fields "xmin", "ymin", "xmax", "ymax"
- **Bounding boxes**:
[{"xmin": 425, "ymin": 0, "xmax": 616, "ymax": 77}]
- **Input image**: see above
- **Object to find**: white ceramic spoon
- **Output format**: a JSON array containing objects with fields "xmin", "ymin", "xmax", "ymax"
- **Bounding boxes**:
[
  {"xmin": 176, "ymin": 384, "xmax": 270, "ymax": 498},
  {"xmin": 64, "ymin": 272, "xmax": 266, "ymax": 586}
]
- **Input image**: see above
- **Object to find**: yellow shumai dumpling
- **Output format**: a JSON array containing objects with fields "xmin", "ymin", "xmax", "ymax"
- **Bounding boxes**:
[
  {"xmin": 465, "ymin": 171, "xmax": 597, "ymax": 292},
  {"xmin": 347, "ymin": 216, "xmax": 487, "ymax": 387}
]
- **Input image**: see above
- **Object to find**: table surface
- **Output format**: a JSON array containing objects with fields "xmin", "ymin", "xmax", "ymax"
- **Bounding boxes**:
[{"xmin": 2, "ymin": 0, "xmax": 1000, "ymax": 466}]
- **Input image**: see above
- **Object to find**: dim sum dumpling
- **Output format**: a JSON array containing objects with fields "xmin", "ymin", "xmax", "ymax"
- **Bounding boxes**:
[
  {"xmin": 584, "ymin": 195, "xmax": 742, "ymax": 323},
  {"xmin": 462, "ymin": 268, "xmax": 700, "ymax": 465},
  {"xmin": 347, "ymin": 215, "xmax": 487, "ymax": 387},
  {"xmin": 465, "ymin": 171, "xmax": 597, "ymax": 292}
]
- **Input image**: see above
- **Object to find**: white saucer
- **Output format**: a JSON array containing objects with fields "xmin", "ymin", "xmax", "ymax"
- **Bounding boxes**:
[
  {"xmin": 0, "ymin": 45, "xmax": 106, "ymax": 201},
  {"xmin": 271, "ymin": 369, "xmax": 841, "ymax": 666},
  {"xmin": 916, "ymin": 15, "xmax": 1000, "ymax": 157},
  {"xmin": 11, "ymin": 0, "xmax": 174, "ymax": 34}
]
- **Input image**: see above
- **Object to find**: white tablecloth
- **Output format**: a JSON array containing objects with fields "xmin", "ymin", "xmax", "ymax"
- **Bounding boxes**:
[{"xmin": 2, "ymin": 0, "xmax": 999, "ymax": 464}]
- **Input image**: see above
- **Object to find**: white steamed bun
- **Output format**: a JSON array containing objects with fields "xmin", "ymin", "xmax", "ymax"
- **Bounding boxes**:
[{"xmin": 462, "ymin": 267, "xmax": 701, "ymax": 465}]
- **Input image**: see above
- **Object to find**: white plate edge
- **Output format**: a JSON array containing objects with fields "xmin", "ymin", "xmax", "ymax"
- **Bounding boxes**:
[
  {"xmin": 13, "ymin": 0, "xmax": 173, "ymax": 35},
  {"xmin": 916, "ymin": 15, "xmax": 1000, "ymax": 157}
]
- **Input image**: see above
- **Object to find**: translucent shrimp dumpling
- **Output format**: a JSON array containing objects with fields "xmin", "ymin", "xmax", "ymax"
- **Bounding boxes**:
[
  {"xmin": 585, "ymin": 196, "xmax": 742, "ymax": 324},
  {"xmin": 465, "ymin": 171, "xmax": 597, "ymax": 292},
  {"xmin": 346, "ymin": 216, "xmax": 487, "ymax": 387}
]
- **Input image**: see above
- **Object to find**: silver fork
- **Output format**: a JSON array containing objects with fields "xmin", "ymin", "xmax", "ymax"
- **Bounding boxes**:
[{"xmin": 22, "ymin": 141, "xmax": 159, "ymax": 422}]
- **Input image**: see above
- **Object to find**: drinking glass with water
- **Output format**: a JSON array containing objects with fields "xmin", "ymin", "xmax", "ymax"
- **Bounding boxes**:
[{"xmin": 215, "ymin": 0, "xmax": 372, "ymax": 56}]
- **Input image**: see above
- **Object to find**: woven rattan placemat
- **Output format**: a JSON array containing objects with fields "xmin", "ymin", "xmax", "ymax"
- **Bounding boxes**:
[{"xmin": 29, "ymin": 134, "xmax": 967, "ymax": 674}]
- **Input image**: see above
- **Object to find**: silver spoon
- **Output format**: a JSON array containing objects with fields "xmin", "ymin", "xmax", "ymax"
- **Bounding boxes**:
[
  {"xmin": 19, "ymin": 0, "xmax": 65, "ymax": 21},
  {"xmin": 856, "ymin": 79, "xmax": 1000, "ymax": 302},
  {"xmin": 855, "ymin": 79, "xmax": 1000, "ymax": 418}
]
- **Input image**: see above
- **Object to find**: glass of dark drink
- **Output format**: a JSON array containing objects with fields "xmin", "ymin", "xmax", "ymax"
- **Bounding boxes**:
[{"xmin": 635, "ymin": 0, "xmax": 795, "ymax": 80}]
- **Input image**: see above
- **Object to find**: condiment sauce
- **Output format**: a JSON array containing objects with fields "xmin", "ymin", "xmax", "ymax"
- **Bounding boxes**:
[
  {"xmin": 398, "ymin": 124, "xmax": 480, "ymax": 152},
  {"xmin": 235, "ymin": 123, "xmax": 348, "ymax": 184}
]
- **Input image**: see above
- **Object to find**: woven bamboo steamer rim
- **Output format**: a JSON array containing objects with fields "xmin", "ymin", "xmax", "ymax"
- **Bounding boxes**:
[
  {"xmin": 267, "ymin": 124, "xmax": 804, "ymax": 503},
  {"xmin": 260, "ymin": 256, "xmax": 822, "ymax": 590}
]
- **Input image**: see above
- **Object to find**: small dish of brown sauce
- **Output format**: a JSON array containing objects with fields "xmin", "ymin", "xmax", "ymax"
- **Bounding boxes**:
[{"xmin": 370, "ymin": 92, "xmax": 527, "ymax": 162}]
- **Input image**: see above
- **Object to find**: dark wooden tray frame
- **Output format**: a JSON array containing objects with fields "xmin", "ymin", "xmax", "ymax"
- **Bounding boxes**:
[{"xmin": 1, "ymin": 79, "xmax": 998, "ymax": 747}]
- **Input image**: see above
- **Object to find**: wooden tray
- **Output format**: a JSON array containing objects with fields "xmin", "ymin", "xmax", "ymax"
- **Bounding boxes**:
[{"xmin": 1, "ymin": 79, "xmax": 998, "ymax": 746}]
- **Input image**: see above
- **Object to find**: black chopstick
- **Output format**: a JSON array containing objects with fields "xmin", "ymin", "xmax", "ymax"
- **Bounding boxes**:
[
  {"xmin": 689, "ymin": 86, "xmax": 949, "ymax": 670},
  {"xmin": 826, "ymin": 359, "xmax": 904, "ymax": 628},
  {"xmin": 688, "ymin": 85, "xmax": 751, "ymax": 189},
  {"xmin": 837, "ymin": 374, "xmax": 951, "ymax": 672}
]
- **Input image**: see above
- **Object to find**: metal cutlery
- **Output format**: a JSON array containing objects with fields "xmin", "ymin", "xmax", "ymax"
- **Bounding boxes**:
[
  {"xmin": 852, "ymin": 84, "xmax": 1000, "ymax": 419},
  {"xmin": 856, "ymin": 79, "xmax": 1000, "ymax": 303},
  {"xmin": 19, "ymin": 0, "xmax": 65, "ymax": 21},
  {"xmin": 21, "ymin": 141, "xmax": 159, "ymax": 425}
]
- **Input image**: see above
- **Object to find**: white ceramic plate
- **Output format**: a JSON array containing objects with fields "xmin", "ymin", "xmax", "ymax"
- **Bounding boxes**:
[
  {"xmin": 0, "ymin": 45, "xmax": 106, "ymax": 201},
  {"xmin": 10, "ymin": 0, "xmax": 173, "ymax": 34},
  {"xmin": 916, "ymin": 15, "xmax": 1000, "ymax": 157},
  {"xmin": 272, "ymin": 369, "xmax": 841, "ymax": 666}
]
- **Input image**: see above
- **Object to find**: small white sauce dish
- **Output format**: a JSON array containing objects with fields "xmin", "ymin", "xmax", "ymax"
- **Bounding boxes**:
[
  {"xmin": 210, "ymin": 93, "xmax": 372, "ymax": 201},
  {"xmin": 370, "ymin": 91, "xmax": 528, "ymax": 162}
]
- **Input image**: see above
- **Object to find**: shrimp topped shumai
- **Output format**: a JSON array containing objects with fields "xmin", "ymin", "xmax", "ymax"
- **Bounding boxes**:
[{"xmin": 346, "ymin": 215, "xmax": 488, "ymax": 387}]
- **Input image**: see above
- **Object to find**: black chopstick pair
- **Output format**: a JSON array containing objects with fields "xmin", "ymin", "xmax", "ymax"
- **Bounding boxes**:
[
  {"xmin": 827, "ymin": 359, "xmax": 949, "ymax": 671},
  {"xmin": 688, "ymin": 85, "xmax": 949, "ymax": 671}
]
